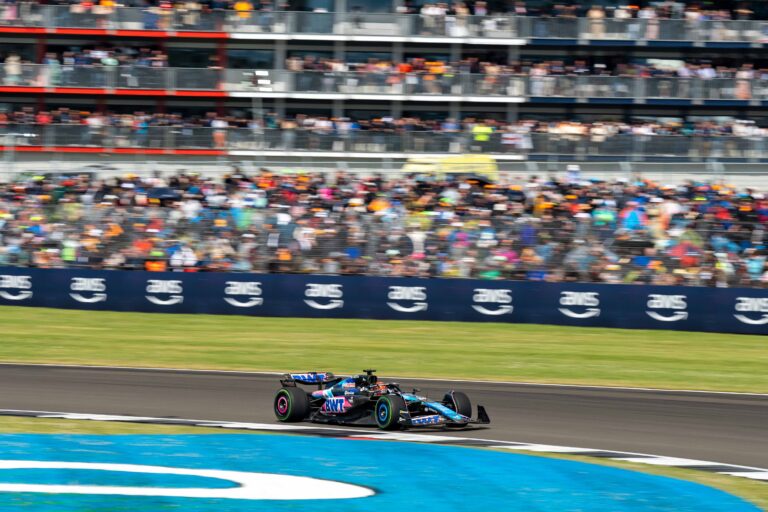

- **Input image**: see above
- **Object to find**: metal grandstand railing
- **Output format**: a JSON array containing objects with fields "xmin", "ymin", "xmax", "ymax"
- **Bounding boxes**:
[
  {"xmin": 2, "ymin": 6, "xmax": 768, "ymax": 43},
  {"xmin": 2, "ymin": 126, "xmax": 767, "ymax": 161},
  {"xmin": 3, "ymin": 65, "xmax": 768, "ymax": 102}
]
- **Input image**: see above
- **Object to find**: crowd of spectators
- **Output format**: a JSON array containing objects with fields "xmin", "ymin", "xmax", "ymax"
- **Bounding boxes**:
[
  {"xmin": 284, "ymin": 56, "xmax": 768, "ymax": 99},
  {"xmin": 1, "ymin": 0, "xmax": 767, "ymax": 41},
  {"xmin": 0, "ymin": 170, "xmax": 765, "ymax": 287},
  {"xmin": 401, "ymin": 1, "xmax": 768, "ymax": 41},
  {"xmin": 4, "ymin": 49, "xmax": 768, "ymax": 101},
  {"xmin": 7, "ymin": 48, "xmax": 768, "ymax": 80},
  {"xmin": 1, "ymin": 107, "xmax": 767, "ymax": 153},
  {"xmin": 400, "ymin": 1, "xmax": 762, "ymax": 20},
  {"xmin": 285, "ymin": 55, "xmax": 768, "ymax": 79},
  {"xmin": 1, "ymin": 108, "xmax": 766, "ymax": 154},
  {"xmin": 0, "ymin": 0, "xmax": 764, "ymax": 20}
]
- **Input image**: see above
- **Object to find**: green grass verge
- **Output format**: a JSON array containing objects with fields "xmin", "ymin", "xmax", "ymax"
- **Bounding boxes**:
[
  {"xmin": 1, "ymin": 305, "xmax": 767, "ymax": 392},
  {"xmin": 492, "ymin": 449, "xmax": 768, "ymax": 511},
  {"xmin": 0, "ymin": 416, "xmax": 763, "ymax": 510}
]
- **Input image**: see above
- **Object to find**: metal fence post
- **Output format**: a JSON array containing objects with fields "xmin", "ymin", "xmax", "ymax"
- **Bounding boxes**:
[
  {"xmin": 168, "ymin": 67, "xmax": 176, "ymax": 92},
  {"xmin": 635, "ymin": 77, "xmax": 645, "ymax": 101}
]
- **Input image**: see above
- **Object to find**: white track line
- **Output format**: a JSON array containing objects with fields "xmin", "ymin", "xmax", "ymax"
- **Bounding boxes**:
[
  {"xmin": 1, "ymin": 408, "xmax": 767, "ymax": 481},
  {"xmin": 1, "ymin": 362, "xmax": 766, "ymax": 397}
]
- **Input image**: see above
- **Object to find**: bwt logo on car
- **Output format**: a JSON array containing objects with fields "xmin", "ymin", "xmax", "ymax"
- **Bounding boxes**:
[
  {"xmin": 387, "ymin": 286, "xmax": 428, "ymax": 313},
  {"xmin": 322, "ymin": 397, "xmax": 349, "ymax": 414},
  {"xmin": 304, "ymin": 283, "xmax": 344, "ymax": 310},
  {"xmin": 145, "ymin": 280, "xmax": 184, "ymax": 306},
  {"xmin": 0, "ymin": 275, "xmax": 32, "ymax": 301},
  {"xmin": 224, "ymin": 281, "xmax": 263, "ymax": 308},
  {"xmin": 69, "ymin": 277, "xmax": 107, "ymax": 304},
  {"xmin": 646, "ymin": 294, "xmax": 688, "ymax": 322},
  {"xmin": 472, "ymin": 288, "xmax": 513, "ymax": 316},
  {"xmin": 734, "ymin": 297, "xmax": 768, "ymax": 325},
  {"xmin": 558, "ymin": 291, "xmax": 600, "ymax": 319}
]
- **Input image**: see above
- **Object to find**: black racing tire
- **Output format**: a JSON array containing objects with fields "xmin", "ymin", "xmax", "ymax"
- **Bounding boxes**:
[
  {"xmin": 375, "ymin": 395, "xmax": 407, "ymax": 430},
  {"xmin": 274, "ymin": 387, "xmax": 310, "ymax": 422},
  {"xmin": 445, "ymin": 391, "xmax": 472, "ymax": 418}
]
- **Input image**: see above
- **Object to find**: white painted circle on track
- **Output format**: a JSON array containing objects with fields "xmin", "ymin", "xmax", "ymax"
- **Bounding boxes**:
[{"xmin": 0, "ymin": 460, "xmax": 374, "ymax": 500}]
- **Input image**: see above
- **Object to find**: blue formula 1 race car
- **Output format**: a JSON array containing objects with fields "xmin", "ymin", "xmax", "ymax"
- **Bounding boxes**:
[{"xmin": 273, "ymin": 369, "xmax": 490, "ymax": 430}]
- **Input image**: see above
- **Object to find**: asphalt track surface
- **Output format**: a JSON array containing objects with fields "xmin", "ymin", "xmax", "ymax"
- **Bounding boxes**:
[{"xmin": 1, "ymin": 364, "xmax": 766, "ymax": 469}]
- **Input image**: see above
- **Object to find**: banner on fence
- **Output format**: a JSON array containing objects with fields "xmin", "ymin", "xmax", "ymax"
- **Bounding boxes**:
[{"xmin": 0, "ymin": 268, "xmax": 766, "ymax": 335}]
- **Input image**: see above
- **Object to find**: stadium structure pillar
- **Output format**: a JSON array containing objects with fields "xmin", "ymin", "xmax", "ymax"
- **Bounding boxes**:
[
  {"xmin": 334, "ymin": 0, "xmax": 347, "ymax": 14},
  {"xmin": 333, "ymin": 40, "xmax": 345, "ymax": 61},
  {"xmin": 392, "ymin": 42, "xmax": 404, "ymax": 64},
  {"xmin": 506, "ymin": 103, "xmax": 518, "ymax": 122},
  {"xmin": 449, "ymin": 102, "xmax": 460, "ymax": 121},
  {"xmin": 507, "ymin": 45, "xmax": 519, "ymax": 65},
  {"xmin": 333, "ymin": 100, "xmax": 344, "ymax": 118},
  {"xmin": 275, "ymin": 40, "xmax": 287, "ymax": 70},
  {"xmin": 391, "ymin": 101, "xmax": 403, "ymax": 119},
  {"xmin": 450, "ymin": 43, "xmax": 461, "ymax": 64}
]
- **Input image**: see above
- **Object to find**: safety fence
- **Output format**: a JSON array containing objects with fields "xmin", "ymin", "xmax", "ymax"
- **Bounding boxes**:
[
  {"xmin": 4, "ymin": 65, "xmax": 768, "ymax": 102},
  {"xmin": 0, "ymin": 267, "xmax": 765, "ymax": 334},
  {"xmin": 2, "ymin": 6, "xmax": 768, "ymax": 44},
  {"xmin": 2, "ymin": 125, "xmax": 767, "ymax": 160}
]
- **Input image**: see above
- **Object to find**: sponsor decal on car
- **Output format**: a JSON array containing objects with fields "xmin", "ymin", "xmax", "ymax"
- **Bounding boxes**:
[
  {"xmin": 304, "ymin": 283, "xmax": 344, "ymax": 310},
  {"xmin": 558, "ymin": 291, "xmax": 600, "ymax": 319},
  {"xmin": 734, "ymin": 297, "xmax": 768, "ymax": 325},
  {"xmin": 411, "ymin": 415, "xmax": 442, "ymax": 426},
  {"xmin": 472, "ymin": 288, "xmax": 513, "ymax": 315},
  {"xmin": 145, "ymin": 280, "xmax": 184, "ymax": 306},
  {"xmin": 0, "ymin": 274, "xmax": 32, "ymax": 301},
  {"xmin": 224, "ymin": 281, "xmax": 263, "ymax": 308},
  {"xmin": 386, "ymin": 286, "xmax": 428, "ymax": 313},
  {"xmin": 69, "ymin": 277, "xmax": 107, "ymax": 303},
  {"xmin": 290, "ymin": 373, "xmax": 331, "ymax": 383},
  {"xmin": 646, "ymin": 294, "xmax": 688, "ymax": 322},
  {"xmin": 321, "ymin": 397, "xmax": 350, "ymax": 414}
]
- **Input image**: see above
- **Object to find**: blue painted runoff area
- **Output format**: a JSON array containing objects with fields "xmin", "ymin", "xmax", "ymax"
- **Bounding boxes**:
[{"xmin": 0, "ymin": 433, "xmax": 760, "ymax": 512}]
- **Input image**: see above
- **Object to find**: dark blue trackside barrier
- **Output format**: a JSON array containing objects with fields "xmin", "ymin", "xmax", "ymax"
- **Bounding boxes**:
[{"xmin": 0, "ymin": 267, "xmax": 766, "ymax": 335}]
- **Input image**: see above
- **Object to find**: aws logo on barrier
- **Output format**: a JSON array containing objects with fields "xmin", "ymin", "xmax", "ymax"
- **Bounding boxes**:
[
  {"xmin": 558, "ymin": 291, "xmax": 600, "ymax": 319},
  {"xmin": 646, "ymin": 294, "xmax": 688, "ymax": 322},
  {"xmin": 0, "ymin": 275, "xmax": 32, "ymax": 301},
  {"xmin": 145, "ymin": 280, "xmax": 184, "ymax": 306},
  {"xmin": 304, "ymin": 283, "xmax": 344, "ymax": 310},
  {"xmin": 734, "ymin": 297, "xmax": 768, "ymax": 325},
  {"xmin": 70, "ymin": 278, "xmax": 107, "ymax": 303},
  {"xmin": 224, "ymin": 281, "xmax": 263, "ymax": 308},
  {"xmin": 387, "ymin": 286, "xmax": 428, "ymax": 313},
  {"xmin": 472, "ymin": 288, "xmax": 513, "ymax": 315}
]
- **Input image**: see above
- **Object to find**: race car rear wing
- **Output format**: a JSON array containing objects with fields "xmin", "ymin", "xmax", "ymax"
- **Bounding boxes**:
[{"xmin": 280, "ymin": 372, "xmax": 338, "ymax": 389}]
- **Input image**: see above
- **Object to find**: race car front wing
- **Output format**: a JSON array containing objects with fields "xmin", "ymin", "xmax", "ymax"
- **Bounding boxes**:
[{"xmin": 399, "ymin": 405, "xmax": 490, "ymax": 428}]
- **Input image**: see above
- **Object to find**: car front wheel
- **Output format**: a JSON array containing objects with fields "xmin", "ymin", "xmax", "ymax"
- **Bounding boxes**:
[{"xmin": 375, "ymin": 395, "xmax": 406, "ymax": 430}]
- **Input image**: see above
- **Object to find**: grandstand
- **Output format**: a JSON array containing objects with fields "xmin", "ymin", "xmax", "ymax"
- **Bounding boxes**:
[{"xmin": 0, "ymin": 0, "xmax": 767, "ymax": 176}]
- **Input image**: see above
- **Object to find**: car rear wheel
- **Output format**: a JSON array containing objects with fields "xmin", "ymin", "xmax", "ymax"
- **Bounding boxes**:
[
  {"xmin": 444, "ymin": 391, "xmax": 472, "ymax": 418},
  {"xmin": 274, "ymin": 387, "xmax": 310, "ymax": 422},
  {"xmin": 375, "ymin": 395, "xmax": 406, "ymax": 430}
]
